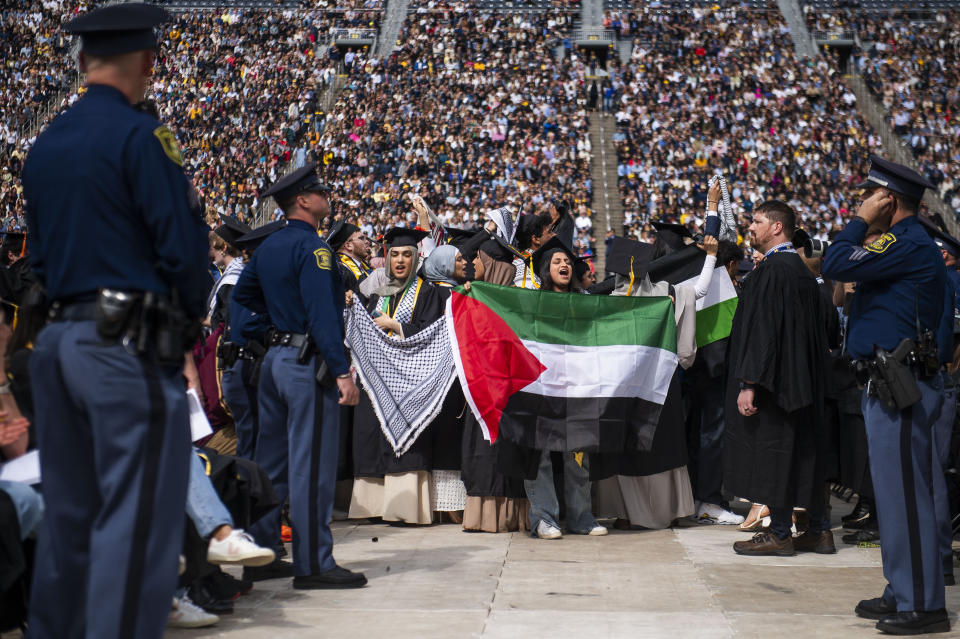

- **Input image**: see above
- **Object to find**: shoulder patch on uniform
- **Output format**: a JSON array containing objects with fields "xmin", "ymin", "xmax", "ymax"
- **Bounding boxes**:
[
  {"xmin": 314, "ymin": 247, "xmax": 333, "ymax": 270},
  {"xmin": 865, "ymin": 232, "xmax": 897, "ymax": 254},
  {"xmin": 153, "ymin": 126, "xmax": 183, "ymax": 166}
]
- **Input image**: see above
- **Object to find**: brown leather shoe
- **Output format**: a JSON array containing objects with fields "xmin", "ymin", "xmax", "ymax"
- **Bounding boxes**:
[
  {"xmin": 733, "ymin": 532, "xmax": 795, "ymax": 556},
  {"xmin": 793, "ymin": 529, "xmax": 837, "ymax": 554}
]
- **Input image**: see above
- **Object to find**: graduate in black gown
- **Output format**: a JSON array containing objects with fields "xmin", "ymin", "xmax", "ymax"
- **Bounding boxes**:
[
  {"xmin": 347, "ymin": 227, "xmax": 448, "ymax": 524},
  {"xmin": 723, "ymin": 201, "xmax": 834, "ymax": 556}
]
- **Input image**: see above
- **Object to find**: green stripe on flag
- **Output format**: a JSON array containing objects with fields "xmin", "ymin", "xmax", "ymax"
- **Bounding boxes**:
[
  {"xmin": 695, "ymin": 296, "xmax": 738, "ymax": 347},
  {"xmin": 456, "ymin": 282, "xmax": 677, "ymax": 352}
]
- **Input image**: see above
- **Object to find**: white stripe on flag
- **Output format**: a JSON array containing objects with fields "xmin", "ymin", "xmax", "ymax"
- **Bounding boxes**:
[
  {"xmin": 677, "ymin": 268, "xmax": 738, "ymax": 311},
  {"xmin": 518, "ymin": 341, "xmax": 678, "ymax": 404}
]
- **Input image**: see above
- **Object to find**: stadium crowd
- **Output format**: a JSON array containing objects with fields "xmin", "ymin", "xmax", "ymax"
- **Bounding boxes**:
[
  {"xmin": 314, "ymin": 6, "xmax": 597, "ymax": 255},
  {"xmin": 609, "ymin": 4, "xmax": 880, "ymax": 245}
]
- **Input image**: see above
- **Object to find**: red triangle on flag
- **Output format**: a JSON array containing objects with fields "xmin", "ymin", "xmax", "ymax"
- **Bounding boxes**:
[{"xmin": 448, "ymin": 291, "xmax": 545, "ymax": 442}]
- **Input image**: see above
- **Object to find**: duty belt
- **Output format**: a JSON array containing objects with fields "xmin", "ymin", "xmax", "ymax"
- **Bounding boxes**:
[
  {"xmin": 48, "ymin": 300, "xmax": 98, "ymax": 322},
  {"xmin": 269, "ymin": 332, "xmax": 310, "ymax": 349}
]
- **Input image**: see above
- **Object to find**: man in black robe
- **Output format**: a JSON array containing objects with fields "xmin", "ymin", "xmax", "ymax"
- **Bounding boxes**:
[{"xmin": 724, "ymin": 200, "xmax": 833, "ymax": 556}]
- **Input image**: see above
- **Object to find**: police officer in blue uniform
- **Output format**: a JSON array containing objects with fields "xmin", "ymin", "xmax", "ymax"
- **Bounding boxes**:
[
  {"xmin": 21, "ymin": 5, "xmax": 211, "ymax": 638},
  {"xmin": 219, "ymin": 220, "xmax": 285, "ymax": 461},
  {"xmin": 916, "ymin": 218, "xmax": 960, "ymax": 588},
  {"xmin": 233, "ymin": 163, "xmax": 366, "ymax": 589},
  {"xmin": 823, "ymin": 156, "xmax": 952, "ymax": 635}
]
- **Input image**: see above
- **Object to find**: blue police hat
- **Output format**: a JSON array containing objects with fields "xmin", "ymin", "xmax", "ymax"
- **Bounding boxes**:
[
  {"xmin": 234, "ymin": 220, "xmax": 286, "ymax": 251},
  {"xmin": 855, "ymin": 155, "xmax": 935, "ymax": 203},
  {"xmin": 261, "ymin": 163, "xmax": 330, "ymax": 203},
  {"xmin": 63, "ymin": 3, "xmax": 170, "ymax": 57}
]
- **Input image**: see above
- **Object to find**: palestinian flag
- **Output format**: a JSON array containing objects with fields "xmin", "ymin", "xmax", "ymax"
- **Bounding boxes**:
[
  {"xmin": 445, "ymin": 282, "xmax": 678, "ymax": 453},
  {"xmin": 648, "ymin": 245, "xmax": 738, "ymax": 377}
]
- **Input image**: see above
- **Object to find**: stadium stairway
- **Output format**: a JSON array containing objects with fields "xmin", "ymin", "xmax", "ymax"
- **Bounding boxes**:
[
  {"xmin": 589, "ymin": 111, "xmax": 623, "ymax": 275},
  {"xmin": 376, "ymin": 0, "xmax": 409, "ymax": 58},
  {"xmin": 846, "ymin": 72, "xmax": 959, "ymax": 233},
  {"xmin": 777, "ymin": 0, "xmax": 818, "ymax": 59}
]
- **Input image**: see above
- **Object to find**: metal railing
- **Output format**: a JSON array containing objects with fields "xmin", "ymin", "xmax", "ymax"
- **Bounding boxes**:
[
  {"xmin": 331, "ymin": 27, "xmax": 378, "ymax": 41},
  {"xmin": 571, "ymin": 28, "xmax": 615, "ymax": 44}
]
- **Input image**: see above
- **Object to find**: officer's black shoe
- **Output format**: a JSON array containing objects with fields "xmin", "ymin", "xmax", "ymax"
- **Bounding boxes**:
[
  {"xmin": 842, "ymin": 498, "xmax": 871, "ymax": 525},
  {"xmin": 293, "ymin": 565, "xmax": 368, "ymax": 590},
  {"xmin": 945, "ymin": 573, "xmax": 956, "ymax": 587},
  {"xmin": 243, "ymin": 557, "xmax": 294, "ymax": 582},
  {"xmin": 855, "ymin": 596, "xmax": 897, "ymax": 620},
  {"xmin": 875, "ymin": 610, "xmax": 950, "ymax": 635},
  {"xmin": 842, "ymin": 528, "xmax": 880, "ymax": 545}
]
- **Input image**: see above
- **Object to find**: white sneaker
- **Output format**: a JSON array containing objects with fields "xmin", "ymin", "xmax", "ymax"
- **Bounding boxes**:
[
  {"xmin": 207, "ymin": 529, "xmax": 276, "ymax": 567},
  {"xmin": 535, "ymin": 520, "xmax": 563, "ymax": 540},
  {"xmin": 697, "ymin": 502, "xmax": 745, "ymax": 525},
  {"xmin": 587, "ymin": 525, "xmax": 609, "ymax": 536},
  {"xmin": 168, "ymin": 595, "xmax": 219, "ymax": 628}
]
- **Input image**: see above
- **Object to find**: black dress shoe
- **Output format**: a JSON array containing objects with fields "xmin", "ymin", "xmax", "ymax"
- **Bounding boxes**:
[
  {"xmin": 243, "ymin": 557, "xmax": 294, "ymax": 582},
  {"xmin": 945, "ymin": 573, "xmax": 956, "ymax": 587},
  {"xmin": 855, "ymin": 596, "xmax": 897, "ymax": 620},
  {"xmin": 842, "ymin": 528, "xmax": 880, "ymax": 545},
  {"xmin": 876, "ymin": 610, "xmax": 950, "ymax": 635},
  {"xmin": 293, "ymin": 565, "xmax": 368, "ymax": 590}
]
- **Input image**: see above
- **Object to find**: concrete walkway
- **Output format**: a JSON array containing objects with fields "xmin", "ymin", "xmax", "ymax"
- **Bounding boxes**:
[{"xmin": 168, "ymin": 503, "xmax": 960, "ymax": 638}]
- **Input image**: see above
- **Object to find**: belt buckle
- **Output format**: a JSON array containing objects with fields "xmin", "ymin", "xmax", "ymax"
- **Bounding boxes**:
[{"xmin": 281, "ymin": 334, "xmax": 292, "ymax": 346}]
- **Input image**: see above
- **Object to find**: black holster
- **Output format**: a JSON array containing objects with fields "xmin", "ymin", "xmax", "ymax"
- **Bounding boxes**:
[{"xmin": 856, "ymin": 339, "xmax": 923, "ymax": 411}]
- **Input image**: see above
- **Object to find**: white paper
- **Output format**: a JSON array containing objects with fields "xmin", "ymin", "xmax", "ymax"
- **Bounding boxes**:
[
  {"xmin": 187, "ymin": 388, "xmax": 213, "ymax": 442},
  {"xmin": 0, "ymin": 450, "xmax": 41, "ymax": 485}
]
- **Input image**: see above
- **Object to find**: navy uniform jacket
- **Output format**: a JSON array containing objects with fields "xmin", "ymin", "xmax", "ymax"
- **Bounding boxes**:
[
  {"xmin": 233, "ymin": 219, "xmax": 349, "ymax": 375},
  {"xmin": 227, "ymin": 296, "xmax": 271, "ymax": 348},
  {"xmin": 822, "ymin": 216, "xmax": 950, "ymax": 363},
  {"xmin": 22, "ymin": 84, "xmax": 210, "ymax": 318}
]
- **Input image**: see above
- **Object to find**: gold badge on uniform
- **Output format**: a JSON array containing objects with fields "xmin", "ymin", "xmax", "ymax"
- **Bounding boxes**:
[
  {"xmin": 153, "ymin": 126, "xmax": 183, "ymax": 167},
  {"xmin": 314, "ymin": 248, "xmax": 333, "ymax": 270},
  {"xmin": 865, "ymin": 232, "xmax": 897, "ymax": 254}
]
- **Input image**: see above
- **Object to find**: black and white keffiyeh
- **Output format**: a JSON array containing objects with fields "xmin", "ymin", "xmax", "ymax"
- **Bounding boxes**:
[
  {"xmin": 344, "ymin": 302, "xmax": 456, "ymax": 456},
  {"xmin": 486, "ymin": 206, "xmax": 517, "ymax": 245},
  {"xmin": 706, "ymin": 176, "xmax": 738, "ymax": 243}
]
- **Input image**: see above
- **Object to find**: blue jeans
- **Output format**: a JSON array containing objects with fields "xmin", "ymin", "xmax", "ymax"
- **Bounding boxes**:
[
  {"xmin": 525, "ymin": 450, "xmax": 598, "ymax": 534},
  {"xmin": 185, "ymin": 448, "xmax": 233, "ymax": 539},
  {"xmin": 0, "ymin": 479, "xmax": 44, "ymax": 540}
]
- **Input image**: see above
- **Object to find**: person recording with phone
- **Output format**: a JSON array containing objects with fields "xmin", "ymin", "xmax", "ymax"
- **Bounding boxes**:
[{"xmin": 822, "ymin": 155, "xmax": 953, "ymax": 635}]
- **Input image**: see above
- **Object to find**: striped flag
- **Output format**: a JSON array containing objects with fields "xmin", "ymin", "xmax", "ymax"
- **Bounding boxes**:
[
  {"xmin": 445, "ymin": 282, "xmax": 678, "ymax": 453},
  {"xmin": 648, "ymin": 245, "xmax": 738, "ymax": 375}
]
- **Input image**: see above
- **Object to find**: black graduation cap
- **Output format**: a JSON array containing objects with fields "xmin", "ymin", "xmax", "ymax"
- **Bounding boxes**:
[
  {"xmin": 480, "ymin": 234, "xmax": 522, "ymax": 264},
  {"xmin": 63, "ymin": 3, "xmax": 170, "ymax": 57},
  {"xmin": 531, "ymin": 236, "xmax": 576, "ymax": 276},
  {"xmin": 214, "ymin": 214, "xmax": 252, "ymax": 246},
  {"xmin": 574, "ymin": 257, "xmax": 592, "ymax": 280},
  {"xmin": 327, "ymin": 221, "xmax": 360, "ymax": 250},
  {"xmin": 261, "ymin": 162, "xmax": 330, "ymax": 202},
  {"xmin": 605, "ymin": 236, "xmax": 654, "ymax": 279},
  {"xmin": 234, "ymin": 220, "xmax": 286, "ymax": 252},
  {"xmin": 651, "ymin": 220, "xmax": 693, "ymax": 252},
  {"xmin": 918, "ymin": 215, "xmax": 960, "ymax": 257},
  {"xmin": 855, "ymin": 155, "xmax": 935, "ymax": 203},
  {"xmin": 383, "ymin": 226, "xmax": 429, "ymax": 248},
  {"xmin": 444, "ymin": 227, "xmax": 481, "ymax": 250}
]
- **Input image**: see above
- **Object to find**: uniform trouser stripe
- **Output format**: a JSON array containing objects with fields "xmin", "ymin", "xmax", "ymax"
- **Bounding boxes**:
[
  {"xmin": 309, "ymin": 359, "xmax": 324, "ymax": 575},
  {"xmin": 119, "ymin": 361, "xmax": 167, "ymax": 637},
  {"xmin": 900, "ymin": 406, "xmax": 925, "ymax": 608}
]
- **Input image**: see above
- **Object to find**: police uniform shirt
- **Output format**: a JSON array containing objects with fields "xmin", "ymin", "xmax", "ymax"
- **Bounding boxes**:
[
  {"xmin": 822, "ymin": 216, "xmax": 949, "ymax": 362},
  {"xmin": 233, "ymin": 219, "xmax": 349, "ymax": 375},
  {"xmin": 227, "ymin": 296, "xmax": 270, "ymax": 348},
  {"xmin": 22, "ymin": 85, "xmax": 210, "ymax": 316}
]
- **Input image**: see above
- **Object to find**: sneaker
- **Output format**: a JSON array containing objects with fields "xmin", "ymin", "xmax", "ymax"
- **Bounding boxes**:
[
  {"xmin": 535, "ymin": 520, "xmax": 563, "ymax": 540},
  {"xmin": 698, "ymin": 502, "xmax": 745, "ymax": 526},
  {"xmin": 587, "ymin": 525, "xmax": 609, "ymax": 536},
  {"xmin": 206, "ymin": 570, "xmax": 253, "ymax": 601},
  {"xmin": 207, "ymin": 529, "xmax": 276, "ymax": 567},
  {"xmin": 167, "ymin": 595, "xmax": 219, "ymax": 629},
  {"xmin": 733, "ymin": 531, "xmax": 796, "ymax": 556}
]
